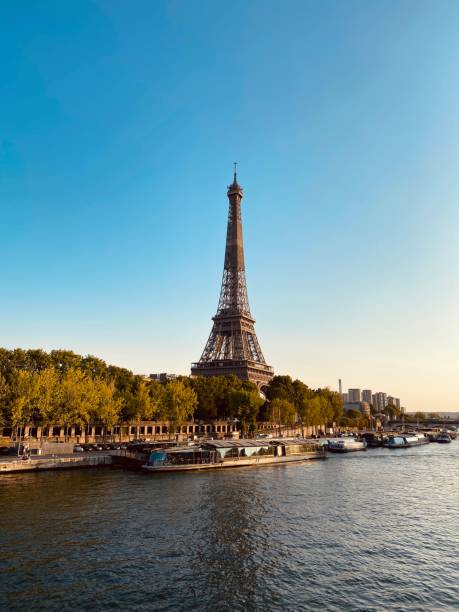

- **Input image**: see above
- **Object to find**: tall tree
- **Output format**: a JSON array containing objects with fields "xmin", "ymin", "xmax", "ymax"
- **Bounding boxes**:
[
  {"xmin": 9, "ymin": 370, "xmax": 38, "ymax": 442},
  {"xmin": 266, "ymin": 398, "xmax": 297, "ymax": 436},
  {"xmin": 35, "ymin": 368, "xmax": 61, "ymax": 431},
  {"xmin": 228, "ymin": 389, "xmax": 264, "ymax": 435},
  {"xmin": 93, "ymin": 379, "xmax": 122, "ymax": 439},
  {"xmin": 292, "ymin": 380, "xmax": 314, "ymax": 436},
  {"xmin": 297, "ymin": 396, "xmax": 322, "ymax": 436},
  {"xmin": 266, "ymin": 375, "xmax": 295, "ymax": 402},
  {"xmin": 0, "ymin": 373, "xmax": 9, "ymax": 426},
  {"xmin": 59, "ymin": 369, "xmax": 95, "ymax": 441},
  {"xmin": 162, "ymin": 380, "xmax": 197, "ymax": 439}
]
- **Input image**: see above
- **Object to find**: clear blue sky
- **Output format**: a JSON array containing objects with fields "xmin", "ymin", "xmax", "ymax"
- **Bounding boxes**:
[{"xmin": 1, "ymin": 0, "xmax": 459, "ymax": 411}]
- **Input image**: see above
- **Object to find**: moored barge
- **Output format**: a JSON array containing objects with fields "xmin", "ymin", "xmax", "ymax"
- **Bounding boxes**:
[
  {"xmin": 384, "ymin": 433, "xmax": 430, "ymax": 449},
  {"xmin": 142, "ymin": 439, "xmax": 326, "ymax": 472},
  {"xmin": 436, "ymin": 432, "xmax": 452, "ymax": 443}
]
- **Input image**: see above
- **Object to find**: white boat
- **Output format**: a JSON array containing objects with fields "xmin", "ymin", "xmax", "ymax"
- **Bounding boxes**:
[
  {"xmin": 326, "ymin": 438, "xmax": 367, "ymax": 453},
  {"xmin": 141, "ymin": 439, "xmax": 326, "ymax": 472}
]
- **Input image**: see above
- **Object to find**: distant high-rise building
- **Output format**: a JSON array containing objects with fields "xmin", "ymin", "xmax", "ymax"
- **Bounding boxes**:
[
  {"xmin": 387, "ymin": 396, "xmax": 395, "ymax": 406},
  {"xmin": 339, "ymin": 379, "xmax": 342, "ymax": 394},
  {"xmin": 348, "ymin": 389, "xmax": 361, "ymax": 403},
  {"xmin": 362, "ymin": 389, "xmax": 373, "ymax": 405},
  {"xmin": 373, "ymin": 392, "xmax": 388, "ymax": 412},
  {"xmin": 342, "ymin": 393, "xmax": 349, "ymax": 403},
  {"xmin": 395, "ymin": 398, "xmax": 401, "ymax": 410}
]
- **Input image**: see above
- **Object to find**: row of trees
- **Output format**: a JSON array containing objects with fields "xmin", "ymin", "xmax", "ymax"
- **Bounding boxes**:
[
  {"xmin": 265, "ymin": 376, "xmax": 344, "ymax": 434},
  {"xmin": 0, "ymin": 348, "xmax": 345, "ymax": 436},
  {"xmin": 405, "ymin": 411, "xmax": 441, "ymax": 422},
  {"xmin": 2, "ymin": 368, "xmax": 122, "ymax": 440},
  {"xmin": 0, "ymin": 369, "xmax": 198, "ymax": 441},
  {"xmin": 0, "ymin": 349, "xmax": 199, "ymax": 438}
]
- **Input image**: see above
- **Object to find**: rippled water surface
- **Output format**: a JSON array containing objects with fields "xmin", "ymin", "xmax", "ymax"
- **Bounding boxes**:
[{"xmin": 1, "ymin": 443, "xmax": 458, "ymax": 611}]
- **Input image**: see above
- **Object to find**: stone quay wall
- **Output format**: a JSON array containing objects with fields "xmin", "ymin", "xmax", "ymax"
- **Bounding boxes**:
[
  {"xmin": 0, "ymin": 420, "xmax": 240, "ymax": 446},
  {"xmin": 0, "ymin": 421, "xmax": 326, "ymax": 447}
]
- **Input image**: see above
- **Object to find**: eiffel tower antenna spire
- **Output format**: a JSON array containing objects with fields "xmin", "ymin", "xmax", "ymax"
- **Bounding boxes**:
[{"xmin": 191, "ymin": 169, "xmax": 274, "ymax": 389}]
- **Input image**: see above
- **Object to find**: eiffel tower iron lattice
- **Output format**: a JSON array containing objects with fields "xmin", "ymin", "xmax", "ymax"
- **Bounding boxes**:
[{"xmin": 191, "ymin": 168, "xmax": 274, "ymax": 389}]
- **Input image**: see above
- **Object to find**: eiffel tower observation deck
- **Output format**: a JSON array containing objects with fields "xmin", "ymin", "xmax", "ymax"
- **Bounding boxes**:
[{"xmin": 191, "ymin": 166, "xmax": 274, "ymax": 389}]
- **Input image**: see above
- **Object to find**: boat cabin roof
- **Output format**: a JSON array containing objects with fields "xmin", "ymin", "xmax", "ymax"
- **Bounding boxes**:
[
  {"xmin": 150, "ymin": 445, "xmax": 201, "ymax": 454},
  {"xmin": 274, "ymin": 439, "xmax": 317, "ymax": 446},
  {"xmin": 204, "ymin": 438, "xmax": 317, "ymax": 449},
  {"xmin": 204, "ymin": 440, "xmax": 271, "ymax": 449}
]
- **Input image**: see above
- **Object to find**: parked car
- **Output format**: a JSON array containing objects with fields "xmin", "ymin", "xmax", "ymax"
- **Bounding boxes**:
[{"xmin": 73, "ymin": 445, "xmax": 85, "ymax": 452}]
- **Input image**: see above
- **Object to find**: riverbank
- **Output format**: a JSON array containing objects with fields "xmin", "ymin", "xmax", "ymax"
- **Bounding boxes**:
[
  {"xmin": 1, "ymin": 431, "xmax": 455, "ymax": 474},
  {"xmin": 0, "ymin": 453, "xmax": 112, "ymax": 473}
]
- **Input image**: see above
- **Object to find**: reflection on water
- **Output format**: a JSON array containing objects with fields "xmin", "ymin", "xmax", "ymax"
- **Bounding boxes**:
[{"xmin": 0, "ymin": 445, "xmax": 458, "ymax": 611}]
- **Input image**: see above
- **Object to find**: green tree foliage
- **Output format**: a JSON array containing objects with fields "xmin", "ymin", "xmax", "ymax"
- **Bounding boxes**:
[
  {"xmin": 124, "ymin": 380, "xmax": 152, "ymax": 424},
  {"xmin": 315, "ymin": 388, "xmax": 344, "ymax": 424},
  {"xmin": 35, "ymin": 368, "xmax": 61, "ymax": 428},
  {"xmin": 340, "ymin": 408, "xmax": 369, "ymax": 429},
  {"xmin": 189, "ymin": 376, "xmax": 219, "ymax": 420},
  {"xmin": 0, "ymin": 348, "xmax": 346, "ymax": 435},
  {"xmin": 59, "ymin": 369, "xmax": 95, "ymax": 440},
  {"xmin": 162, "ymin": 380, "xmax": 197, "ymax": 437},
  {"xmin": 264, "ymin": 377, "xmax": 343, "ymax": 432},
  {"xmin": 188, "ymin": 375, "xmax": 258, "ymax": 421},
  {"xmin": 0, "ymin": 373, "xmax": 10, "ymax": 426},
  {"xmin": 292, "ymin": 380, "xmax": 314, "ymax": 435},
  {"xmin": 384, "ymin": 403, "xmax": 402, "ymax": 421},
  {"xmin": 266, "ymin": 398, "xmax": 297, "ymax": 427},
  {"xmin": 300, "ymin": 397, "xmax": 323, "ymax": 430},
  {"xmin": 0, "ymin": 350, "xmax": 127, "ymax": 435},
  {"xmin": 228, "ymin": 389, "xmax": 264, "ymax": 434},
  {"xmin": 93, "ymin": 379, "xmax": 123, "ymax": 436},
  {"xmin": 9, "ymin": 370, "xmax": 38, "ymax": 434},
  {"xmin": 346, "ymin": 408, "xmax": 361, "ymax": 421},
  {"xmin": 266, "ymin": 375, "xmax": 295, "ymax": 402}
]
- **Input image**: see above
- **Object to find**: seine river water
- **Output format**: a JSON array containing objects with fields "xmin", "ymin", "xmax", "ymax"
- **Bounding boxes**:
[{"xmin": 0, "ymin": 443, "xmax": 458, "ymax": 611}]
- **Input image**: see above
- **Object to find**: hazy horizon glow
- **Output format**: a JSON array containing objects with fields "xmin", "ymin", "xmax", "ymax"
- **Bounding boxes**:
[{"xmin": 1, "ymin": 1, "xmax": 459, "ymax": 411}]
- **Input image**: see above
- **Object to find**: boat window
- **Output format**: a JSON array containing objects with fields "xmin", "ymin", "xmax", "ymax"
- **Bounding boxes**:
[
  {"xmin": 216, "ymin": 447, "xmax": 239, "ymax": 459},
  {"xmin": 240, "ymin": 446, "xmax": 259, "ymax": 457},
  {"xmin": 257, "ymin": 446, "xmax": 273, "ymax": 455},
  {"xmin": 148, "ymin": 451, "xmax": 167, "ymax": 466}
]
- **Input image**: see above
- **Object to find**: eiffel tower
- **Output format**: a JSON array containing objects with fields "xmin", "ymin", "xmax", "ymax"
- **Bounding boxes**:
[{"xmin": 191, "ymin": 166, "xmax": 274, "ymax": 389}]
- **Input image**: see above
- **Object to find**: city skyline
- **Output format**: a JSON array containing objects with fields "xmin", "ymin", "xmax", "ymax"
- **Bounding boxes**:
[{"xmin": 1, "ymin": 1, "xmax": 459, "ymax": 411}]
